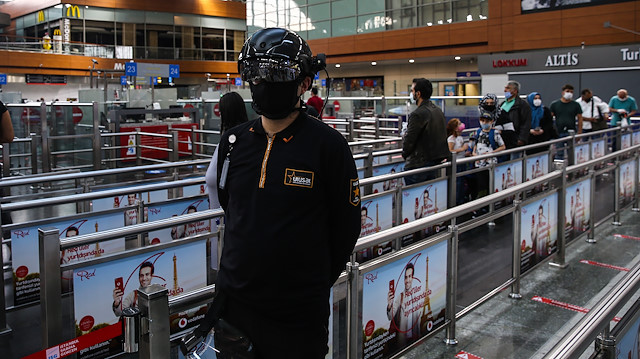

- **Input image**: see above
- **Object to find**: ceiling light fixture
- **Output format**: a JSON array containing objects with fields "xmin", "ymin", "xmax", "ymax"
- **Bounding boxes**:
[
  {"xmin": 371, "ymin": 61, "xmax": 377, "ymax": 66},
  {"xmin": 409, "ymin": 59, "xmax": 415, "ymax": 63}
]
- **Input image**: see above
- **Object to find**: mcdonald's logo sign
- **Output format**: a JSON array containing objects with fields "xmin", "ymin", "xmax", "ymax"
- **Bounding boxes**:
[
  {"xmin": 37, "ymin": 10, "xmax": 45, "ymax": 23},
  {"xmin": 53, "ymin": 29, "xmax": 61, "ymax": 36},
  {"xmin": 66, "ymin": 5, "xmax": 81, "ymax": 18}
]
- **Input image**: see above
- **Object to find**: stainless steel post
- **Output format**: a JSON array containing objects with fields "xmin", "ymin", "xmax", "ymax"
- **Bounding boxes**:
[
  {"xmin": 587, "ymin": 169, "xmax": 597, "ymax": 243},
  {"xmin": 171, "ymin": 131, "xmax": 179, "ymax": 163},
  {"xmin": 135, "ymin": 128, "xmax": 142, "ymax": 167},
  {"xmin": 633, "ymin": 151, "xmax": 639, "ymax": 212},
  {"xmin": 381, "ymin": 96, "xmax": 387, "ymax": 117},
  {"xmin": 448, "ymin": 152, "xmax": 457, "ymax": 211},
  {"xmin": 349, "ymin": 119, "xmax": 355, "ymax": 142},
  {"xmin": 191, "ymin": 125, "xmax": 197, "ymax": 160},
  {"xmin": 0, "ymin": 167, "xmax": 10, "ymax": 336},
  {"xmin": 510, "ymin": 200, "xmax": 523, "ymax": 298},
  {"xmin": 30, "ymin": 133, "xmax": 38, "ymax": 175},
  {"xmin": 2, "ymin": 144, "xmax": 9, "ymax": 177},
  {"xmin": 39, "ymin": 227, "xmax": 62, "ymax": 348},
  {"xmin": 567, "ymin": 130, "xmax": 575, "ymax": 166},
  {"xmin": 92, "ymin": 102, "xmax": 101, "ymax": 170},
  {"xmin": 137, "ymin": 284, "xmax": 170, "ymax": 359},
  {"xmin": 346, "ymin": 262, "xmax": 360, "ymax": 359},
  {"xmin": 444, "ymin": 225, "xmax": 459, "ymax": 345},
  {"xmin": 363, "ymin": 145, "xmax": 374, "ymax": 195},
  {"xmin": 374, "ymin": 117, "xmax": 380, "ymax": 139},
  {"xmin": 613, "ymin": 158, "xmax": 622, "ymax": 226},
  {"xmin": 40, "ymin": 102, "xmax": 51, "ymax": 173},
  {"xmin": 488, "ymin": 162, "xmax": 495, "ymax": 226},
  {"xmin": 550, "ymin": 160, "xmax": 568, "ymax": 268}
]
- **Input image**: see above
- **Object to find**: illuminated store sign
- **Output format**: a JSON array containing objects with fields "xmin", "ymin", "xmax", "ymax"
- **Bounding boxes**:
[
  {"xmin": 492, "ymin": 59, "xmax": 528, "ymax": 68},
  {"xmin": 544, "ymin": 52, "xmax": 579, "ymax": 67},
  {"xmin": 620, "ymin": 48, "xmax": 640, "ymax": 61}
]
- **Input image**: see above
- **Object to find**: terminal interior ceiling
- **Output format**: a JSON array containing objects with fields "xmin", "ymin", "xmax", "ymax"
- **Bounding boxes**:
[{"xmin": 0, "ymin": 1, "xmax": 639, "ymax": 359}]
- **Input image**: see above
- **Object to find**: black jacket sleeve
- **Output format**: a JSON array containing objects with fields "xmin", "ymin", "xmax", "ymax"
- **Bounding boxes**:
[
  {"xmin": 328, "ymin": 137, "xmax": 361, "ymax": 285},
  {"xmin": 402, "ymin": 107, "xmax": 427, "ymax": 160},
  {"xmin": 541, "ymin": 107, "xmax": 556, "ymax": 140}
]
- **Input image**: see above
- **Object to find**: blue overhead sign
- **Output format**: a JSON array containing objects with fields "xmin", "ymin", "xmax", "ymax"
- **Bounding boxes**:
[
  {"xmin": 120, "ymin": 76, "xmax": 127, "ymax": 86},
  {"xmin": 0, "ymin": 74, "xmax": 6, "ymax": 85},
  {"xmin": 169, "ymin": 65, "xmax": 180, "ymax": 78},
  {"xmin": 321, "ymin": 79, "xmax": 326, "ymax": 87},
  {"xmin": 235, "ymin": 77, "xmax": 242, "ymax": 86},
  {"xmin": 125, "ymin": 62, "xmax": 179, "ymax": 78},
  {"xmin": 314, "ymin": 73, "xmax": 319, "ymax": 80}
]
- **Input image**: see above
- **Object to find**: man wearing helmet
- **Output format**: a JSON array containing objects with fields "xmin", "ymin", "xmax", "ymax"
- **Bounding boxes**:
[{"xmin": 213, "ymin": 28, "xmax": 361, "ymax": 358}]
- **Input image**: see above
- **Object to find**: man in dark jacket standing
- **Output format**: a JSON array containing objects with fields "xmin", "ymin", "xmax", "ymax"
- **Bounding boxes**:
[
  {"xmin": 496, "ymin": 80, "xmax": 532, "ymax": 149},
  {"xmin": 402, "ymin": 78, "xmax": 450, "ymax": 185}
]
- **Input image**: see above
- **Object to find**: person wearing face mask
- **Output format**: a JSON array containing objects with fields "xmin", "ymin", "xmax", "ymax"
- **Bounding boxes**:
[
  {"xmin": 204, "ymin": 28, "xmax": 360, "ymax": 359},
  {"xmin": 402, "ymin": 77, "xmax": 450, "ymax": 184},
  {"xmin": 550, "ymin": 84, "xmax": 583, "ymax": 160},
  {"xmin": 608, "ymin": 89, "xmax": 637, "ymax": 127},
  {"xmin": 495, "ymin": 81, "xmax": 532, "ymax": 150},
  {"xmin": 479, "ymin": 93, "xmax": 501, "ymax": 122},
  {"xmin": 576, "ymin": 89, "xmax": 609, "ymax": 133},
  {"xmin": 526, "ymin": 92, "xmax": 556, "ymax": 154}
]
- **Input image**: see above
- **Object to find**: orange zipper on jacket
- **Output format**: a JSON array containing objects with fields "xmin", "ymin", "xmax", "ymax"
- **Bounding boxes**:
[{"xmin": 259, "ymin": 136, "xmax": 274, "ymax": 188}]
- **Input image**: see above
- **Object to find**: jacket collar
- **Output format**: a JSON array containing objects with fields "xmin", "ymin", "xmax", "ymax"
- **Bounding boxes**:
[{"xmin": 249, "ymin": 110, "xmax": 307, "ymax": 143}]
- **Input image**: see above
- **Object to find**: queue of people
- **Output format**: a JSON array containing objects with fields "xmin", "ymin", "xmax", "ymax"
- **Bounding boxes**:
[{"xmin": 401, "ymin": 78, "xmax": 636, "ymax": 205}]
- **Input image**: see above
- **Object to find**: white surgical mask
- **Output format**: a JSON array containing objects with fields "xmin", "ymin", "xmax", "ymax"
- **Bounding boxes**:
[
  {"xmin": 563, "ymin": 92, "xmax": 573, "ymax": 100},
  {"xmin": 533, "ymin": 99, "xmax": 542, "ymax": 107},
  {"xmin": 409, "ymin": 92, "xmax": 416, "ymax": 104},
  {"xmin": 619, "ymin": 96, "xmax": 627, "ymax": 101}
]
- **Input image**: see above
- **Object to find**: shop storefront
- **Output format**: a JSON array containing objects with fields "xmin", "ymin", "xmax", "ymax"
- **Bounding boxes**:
[{"xmin": 478, "ymin": 44, "xmax": 640, "ymax": 102}]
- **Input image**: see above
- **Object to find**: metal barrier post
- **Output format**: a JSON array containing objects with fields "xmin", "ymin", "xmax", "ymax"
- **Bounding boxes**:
[
  {"xmin": 374, "ymin": 117, "xmax": 380, "ymax": 139},
  {"xmin": 363, "ymin": 146, "xmax": 374, "ymax": 195},
  {"xmin": 92, "ymin": 102, "xmax": 101, "ymax": 171},
  {"xmin": 567, "ymin": 130, "xmax": 575, "ymax": 166},
  {"xmin": 587, "ymin": 169, "xmax": 597, "ymax": 243},
  {"xmin": 448, "ymin": 152, "xmax": 457, "ymax": 210},
  {"xmin": 550, "ymin": 160, "xmax": 568, "ymax": 268},
  {"xmin": 444, "ymin": 225, "xmax": 459, "ymax": 345},
  {"xmin": 30, "ymin": 133, "xmax": 39, "ymax": 175},
  {"xmin": 613, "ymin": 157, "xmax": 622, "ymax": 226},
  {"xmin": 346, "ymin": 261, "xmax": 360, "ymax": 359},
  {"xmin": 135, "ymin": 129, "xmax": 142, "ymax": 167},
  {"xmin": 137, "ymin": 284, "xmax": 170, "ymax": 359},
  {"xmin": 41, "ymin": 102, "xmax": 51, "ymax": 173},
  {"xmin": 595, "ymin": 327, "xmax": 616, "ymax": 359},
  {"xmin": 39, "ymin": 227, "xmax": 62, "ymax": 348},
  {"xmin": 0, "ymin": 165, "xmax": 10, "ymax": 336},
  {"xmin": 349, "ymin": 119, "xmax": 356, "ymax": 142},
  {"xmin": 488, "ymin": 162, "xmax": 496, "ymax": 226},
  {"xmin": 633, "ymin": 151, "xmax": 639, "ymax": 212},
  {"xmin": 2, "ymin": 144, "xmax": 9, "ymax": 177},
  {"xmin": 191, "ymin": 125, "xmax": 197, "ymax": 160},
  {"xmin": 394, "ymin": 186, "xmax": 403, "ymax": 250},
  {"xmin": 510, "ymin": 200, "xmax": 523, "ymax": 298},
  {"xmin": 171, "ymin": 131, "xmax": 179, "ymax": 163}
]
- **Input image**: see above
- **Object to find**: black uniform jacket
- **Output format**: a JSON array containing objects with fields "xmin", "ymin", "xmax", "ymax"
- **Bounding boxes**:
[{"xmin": 216, "ymin": 111, "xmax": 361, "ymax": 320}]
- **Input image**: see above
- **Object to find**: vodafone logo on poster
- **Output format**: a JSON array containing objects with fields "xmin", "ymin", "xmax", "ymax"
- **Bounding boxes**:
[{"xmin": 178, "ymin": 317, "xmax": 188, "ymax": 329}]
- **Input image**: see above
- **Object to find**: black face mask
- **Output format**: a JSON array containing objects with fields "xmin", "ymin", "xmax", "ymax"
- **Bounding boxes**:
[
  {"xmin": 250, "ymin": 81, "xmax": 301, "ymax": 120},
  {"xmin": 584, "ymin": 97, "xmax": 592, "ymax": 103},
  {"xmin": 482, "ymin": 104, "xmax": 496, "ymax": 112}
]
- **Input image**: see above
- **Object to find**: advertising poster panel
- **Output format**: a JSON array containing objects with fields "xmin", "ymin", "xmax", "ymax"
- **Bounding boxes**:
[
  {"xmin": 12, "ymin": 212, "xmax": 125, "ymax": 305},
  {"xmin": 73, "ymin": 240, "xmax": 207, "ymax": 359},
  {"xmin": 183, "ymin": 181, "xmax": 208, "ymax": 198},
  {"xmin": 620, "ymin": 161, "xmax": 636, "ymax": 207},
  {"xmin": 92, "ymin": 186, "xmax": 168, "ymax": 225},
  {"xmin": 494, "ymin": 162, "xmax": 523, "ymax": 192},
  {"xmin": 147, "ymin": 198, "xmax": 211, "ymax": 244},
  {"xmin": 525, "ymin": 154, "xmax": 549, "ymax": 196},
  {"xmin": 613, "ymin": 301, "xmax": 640, "ymax": 359},
  {"xmin": 633, "ymin": 131, "xmax": 640, "ymax": 146},
  {"xmin": 520, "ymin": 193, "xmax": 558, "ymax": 273},
  {"xmin": 401, "ymin": 180, "xmax": 447, "ymax": 242},
  {"xmin": 372, "ymin": 163, "xmax": 405, "ymax": 194},
  {"xmin": 565, "ymin": 180, "xmax": 591, "ymax": 242},
  {"xmin": 358, "ymin": 194, "xmax": 394, "ymax": 263},
  {"xmin": 622, "ymin": 133, "xmax": 632, "ymax": 150},
  {"xmin": 591, "ymin": 140, "xmax": 605, "ymax": 160},
  {"xmin": 361, "ymin": 240, "xmax": 447, "ymax": 359},
  {"xmin": 574, "ymin": 143, "xmax": 590, "ymax": 165}
]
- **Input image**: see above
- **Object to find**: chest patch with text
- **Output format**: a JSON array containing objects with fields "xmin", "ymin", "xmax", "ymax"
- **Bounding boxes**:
[{"xmin": 284, "ymin": 168, "xmax": 314, "ymax": 188}]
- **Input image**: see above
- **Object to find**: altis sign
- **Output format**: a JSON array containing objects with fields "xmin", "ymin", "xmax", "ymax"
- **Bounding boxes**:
[{"xmin": 545, "ymin": 51, "xmax": 579, "ymax": 67}]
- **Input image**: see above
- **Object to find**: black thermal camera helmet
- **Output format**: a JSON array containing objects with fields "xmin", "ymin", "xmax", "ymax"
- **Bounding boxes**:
[{"xmin": 238, "ymin": 28, "xmax": 326, "ymax": 89}]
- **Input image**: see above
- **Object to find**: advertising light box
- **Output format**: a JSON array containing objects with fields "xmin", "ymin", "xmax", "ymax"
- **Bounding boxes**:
[
  {"xmin": 565, "ymin": 179, "xmax": 591, "ymax": 243},
  {"xmin": 520, "ymin": 193, "xmax": 558, "ymax": 273},
  {"xmin": 361, "ymin": 240, "xmax": 447, "ymax": 359}
]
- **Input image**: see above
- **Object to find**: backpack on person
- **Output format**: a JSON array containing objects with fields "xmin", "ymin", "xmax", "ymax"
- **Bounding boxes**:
[{"xmin": 475, "ymin": 128, "xmax": 499, "ymax": 150}]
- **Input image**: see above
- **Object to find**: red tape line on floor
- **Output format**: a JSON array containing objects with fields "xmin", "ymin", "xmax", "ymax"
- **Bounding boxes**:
[
  {"xmin": 532, "ymin": 296, "xmax": 620, "ymax": 322},
  {"xmin": 614, "ymin": 234, "xmax": 640, "ymax": 241},
  {"xmin": 579, "ymin": 259, "xmax": 629, "ymax": 272},
  {"xmin": 456, "ymin": 351, "xmax": 485, "ymax": 359},
  {"xmin": 23, "ymin": 322, "xmax": 122, "ymax": 359}
]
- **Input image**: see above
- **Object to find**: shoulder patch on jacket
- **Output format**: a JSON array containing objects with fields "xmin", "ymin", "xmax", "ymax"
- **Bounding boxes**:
[{"xmin": 350, "ymin": 178, "xmax": 361, "ymax": 206}]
